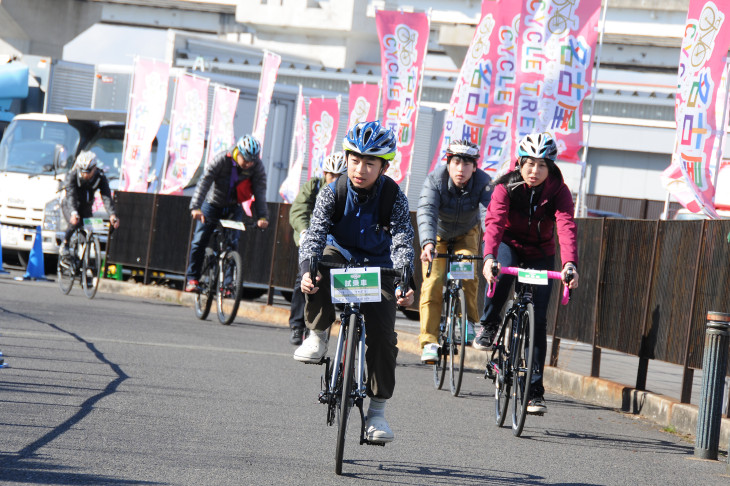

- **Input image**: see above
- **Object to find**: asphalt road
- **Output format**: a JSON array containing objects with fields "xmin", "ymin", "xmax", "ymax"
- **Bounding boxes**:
[{"xmin": 1, "ymin": 273, "xmax": 728, "ymax": 485}]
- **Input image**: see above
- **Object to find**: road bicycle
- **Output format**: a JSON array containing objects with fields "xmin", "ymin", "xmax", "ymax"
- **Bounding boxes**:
[
  {"xmin": 426, "ymin": 243, "xmax": 482, "ymax": 397},
  {"xmin": 309, "ymin": 257, "xmax": 408, "ymax": 475},
  {"xmin": 485, "ymin": 264, "xmax": 572, "ymax": 437},
  {"xmin": 193, "ymin": 219, "xmax": 248, "ymax": 325},
  {"xmin": 57, "ymin": 217, "xmax": 104, "ymax": 299}
]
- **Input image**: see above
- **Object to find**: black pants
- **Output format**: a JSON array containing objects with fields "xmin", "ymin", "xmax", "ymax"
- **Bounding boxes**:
[
  {"xmin": 288, "ymin": 272, "xmax": 306, "ymax": 330},
  {"xmin": 61, "ymin": 202, "xmax": 92, "ymax": 246}
]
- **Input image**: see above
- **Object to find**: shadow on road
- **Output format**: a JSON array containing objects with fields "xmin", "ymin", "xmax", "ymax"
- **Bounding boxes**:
[{"xmin": 0, "ymin": 306, "xmax": 139, "ymax": 484}]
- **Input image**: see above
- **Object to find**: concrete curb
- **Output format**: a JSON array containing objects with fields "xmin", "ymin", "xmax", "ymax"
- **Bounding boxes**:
[{"xmin": 99, "ymin": 279, "xmax": 729, "ymax": 452}]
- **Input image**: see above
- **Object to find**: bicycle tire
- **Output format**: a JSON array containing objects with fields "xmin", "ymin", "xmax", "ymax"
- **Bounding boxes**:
[
  {"xmin": 216, "ymin": 250, "xmax": 243, "ymax": 325},
  {"xmin": 493, "ymin": 310, "xmax": 513, "ymax": 427},
  {"xmin": 449, "ymin": 289, "xmax": 467, "ymax": 397},
  {"xmin": 57, "ymin": 254, "xmax": 74, "ymax": 295},
  {"xmin": 335, "ymin": 313, "xmax": 358, "ymax": 476},
  {"xmin": 81, "ymin": 235, "xmax": 101, "ymax": 299},
  {"xmin": 194, "ymin": 248, "xmax": 216, "ymax": 320},
  {"xmin": 433, "ymin": 293, "xmax": 450, "ymax": 390},
  {"xmin": 512, "ymin": 302, "xmax": 535, "ymax": 437}
]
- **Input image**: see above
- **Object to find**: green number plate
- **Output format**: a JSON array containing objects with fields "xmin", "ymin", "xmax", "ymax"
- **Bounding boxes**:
[
  {"xmin": 517, "ymin": 269, "xmax": 548, "ymax": 285},
  {"xmin": 330, "ymin": 267, "xmax": 382, "ymax": 303},
  {"xmin": 447, "ymin": 261, "xmax": 474, "ymax": 280}
]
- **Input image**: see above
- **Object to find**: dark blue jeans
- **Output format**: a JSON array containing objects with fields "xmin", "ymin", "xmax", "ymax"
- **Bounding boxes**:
[
  {"xmin": 186, "ymin": 202, "xmax": 243, "ymax": 281},
  {"xmin": 481, "ymin": 242, "xmax": 555, "ymax": 396}
]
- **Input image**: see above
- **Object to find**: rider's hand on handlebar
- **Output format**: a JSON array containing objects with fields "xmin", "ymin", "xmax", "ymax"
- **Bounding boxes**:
[
  {"xmin": 301, "ymin": 271, "xmax": 320, "ymax": 294},
  {"xmin": 396, "ymin": 286, "xmax": 414, "ymax": 307},
  {"xmin": 109, "ymin": 214, "xmax": 120, "ymax": 229},
  {"xmin": 420, "ymin": 243, "xmax": 435, "ymax": 263},
  {"xmin": 257, "ymin": 218, "xmax": 269, "ymax": 229},
  {"xmin": 70, "ymin": 214, "xmax": 80, "ymax": 226},
  {"xmin": 191, "ymin": 209, "xmax": 205, "ymax": 223},
  {"xmin": 483, "ymin": 258, "xmax": 500, "ymax": 286},
  {"xmin": 561, "ymin": 263, "xmax": 579, "ymax": 289}
]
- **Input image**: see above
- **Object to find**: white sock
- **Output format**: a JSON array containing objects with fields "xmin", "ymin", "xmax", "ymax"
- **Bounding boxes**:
[{"xmin": 367, "ymin": 397, "xmax": 387, "ymax": 418}]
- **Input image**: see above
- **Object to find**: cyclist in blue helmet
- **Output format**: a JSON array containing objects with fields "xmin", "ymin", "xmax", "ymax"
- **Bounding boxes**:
[
  {"xmin": 185, "ymin": 134, "xmax": 269, "ymax": 293},
  {"xmin": 294, "ymin": 120, "xmax": 415, "ymax": 444}
]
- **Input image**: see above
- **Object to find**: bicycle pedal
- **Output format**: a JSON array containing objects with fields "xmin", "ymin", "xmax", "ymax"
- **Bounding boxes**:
[{"xmin": 422, "ymin": 359, "xmax": 438, "ymax": 365}]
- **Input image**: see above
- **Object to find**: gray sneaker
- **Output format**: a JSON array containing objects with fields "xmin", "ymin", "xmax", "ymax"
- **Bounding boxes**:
[
  {"xmin": 473, "ymin": 322, "xmax": 498, "ymax": 350},
  {"xmin": 527, "ymin": 396, "xmax": 547, "ymax": 414}
]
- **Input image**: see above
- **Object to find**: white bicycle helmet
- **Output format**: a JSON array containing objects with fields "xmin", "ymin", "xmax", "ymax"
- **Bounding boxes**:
[
  {"xmin": 342, "ymin": 121, "xmax": 397, "ymax": 161},
  {"xmin": 517, "ymin": 133, "xmax": 558, "ymax": 161},
  {"xmin": 75, "ymin": 151, "xmax": 98, "ymax": 172},
  {"xmin": 446, "ymin": 139, "xmax": 480, "ymax": 161},
  {"xmin": 322, "ymin": 152, "xmax": 347, "ymax": 174}
]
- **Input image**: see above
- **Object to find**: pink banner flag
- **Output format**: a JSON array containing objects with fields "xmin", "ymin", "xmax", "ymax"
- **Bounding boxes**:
[
  {"xmin": 430, "ymin": 1, "xmax": 505, "ymax": 173},
  {"xmin": 348, "ymin": 82, "xmax": 381, "ymax": 128},
  {"xmin": 307, "ymin": 97, "xmax": 340, "ymax": 180},
  {"xmin": 513, "ymin": 0, "xmax": 601, "ymax": 164},
  {"xmin": 279, "ymin": 86, "xmax": 307, "ymax": 203},
  {"xmin": 205, "ymin": 85, "xmax": 240, "ymax": 168},
  {"xmin": 376, "ymin": 10, "xmax": 430, "ymax": 185},
  {"xmin": 252, "ymin": 51, "xmax": 282, "ymax": 148},
  {"xmin": 120, "ymin": 58, "xmax": 170, "ymax": 192},
  {"xmin": 161, "ymin": 74, "xmax": 209, "ymax": 195},
  {"xmin": 662, "ymin": 0, "xmax": 730, "ymax": 217},
  {"xmin": 483, "ymin": 1, "xmax": 522, "ymax": 175}
]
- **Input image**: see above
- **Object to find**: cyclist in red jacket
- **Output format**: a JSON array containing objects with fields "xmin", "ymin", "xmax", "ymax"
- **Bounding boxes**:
[{"xmin": 476, "ymin": 132, "xmax": 580, "ymax": 414}]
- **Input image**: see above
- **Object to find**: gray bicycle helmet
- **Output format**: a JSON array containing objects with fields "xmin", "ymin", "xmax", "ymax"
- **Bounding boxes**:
[
  {"xmin": 75, "ymin": 151, "xmax": 98, "ymax": 172},
  {"xmin": 322, "ymin": 152, "xmax": 347, "ymax": 174},
  {"xmin": 445, "ymin": 139, "xmax": 480, "ymax": 161}
]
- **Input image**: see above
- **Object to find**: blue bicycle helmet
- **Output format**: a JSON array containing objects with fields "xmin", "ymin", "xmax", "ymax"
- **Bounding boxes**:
[
  {"xmin": 517, "ymin": 132, "xmax": 558, "ymax": 161},
  {"xmin": 235, "ymin": 134, "xmax": 261, "ymax": 161},
  {"xmin": 342, "ymin": 121, "xmax": 397, "ymax": 161}
]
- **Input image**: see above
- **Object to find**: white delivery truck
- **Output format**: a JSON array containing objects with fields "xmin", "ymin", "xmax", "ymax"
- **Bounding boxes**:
[{"xmin": 0, "ymin": 109, "xmax": 128, "ymax": 264}]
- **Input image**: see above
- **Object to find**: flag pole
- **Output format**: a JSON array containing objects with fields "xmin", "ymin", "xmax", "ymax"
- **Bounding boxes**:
[{"xmin": 575, "ymin": 0, "xmax": 609, "ymax": 218}]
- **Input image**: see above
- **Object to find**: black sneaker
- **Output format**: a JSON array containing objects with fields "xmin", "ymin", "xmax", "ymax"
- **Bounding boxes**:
[
  {"xmin": 527, "ymin": 395, "xmax": 547, "ymax": 414},
  {"xmin": 473, "ymin": 322, "xmax": 498, "ymax": 350},
  {"xmin": 290, "ymin": 327, "xmax": 304, "ymax": 346}
]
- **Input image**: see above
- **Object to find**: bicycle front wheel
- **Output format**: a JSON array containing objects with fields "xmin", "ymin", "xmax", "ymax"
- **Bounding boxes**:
[
  {"xmin": 433, "ymin": 295, "xmax": 449, "ymax": 390},
  {"xmin": 216, "ymin": 250, "xmax": 243, "ymax": 325},
  {"xmin": 194, "ymin": 248, "xmax": 216, "ymax": 320},
  {"xmin": 449, "ymin": 289, "xmax": 467, "ymax": 397},
  {"xmin": 335, "ymin": 313, "xmax": 358, "ymax": 476},
  {"xmin": 493, "ymin": 310, "xmax": 513, "ymax": 427},
  {"xmin": 81, "ymin": 236, "xmax": 101, "ymax": 299},
  {"xmin": 512, "ymin": 302, "xmax": 535, "ymax": 437}
]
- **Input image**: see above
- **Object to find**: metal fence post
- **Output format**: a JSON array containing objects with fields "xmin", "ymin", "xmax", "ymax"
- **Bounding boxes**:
[{"xmin": 695, "ymin": 311, "xmax": 730, "ymax": 460}]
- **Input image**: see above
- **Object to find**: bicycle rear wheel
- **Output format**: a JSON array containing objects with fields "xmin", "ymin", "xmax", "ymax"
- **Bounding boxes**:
[
  {"xmin": 433, "ymin": 294, "xmax": 449, "ymax": 390},
  {"xmin": 493, "ymin": 310, "xmax": 513, "ymax": 427},
  {"xmin": 194, "ymin": 248, "xmax": 216, "ymax": 320},
  {"xmin": 57, "ymin": 254, "xmax": 74, "ymax": 295},
  {"xmin": 216, "ymin": 250, "xmax": 243, "ymax": 325},
  {"xmin": 335, "ymin": 313, "xmax": 358, "ymax": 476},
  {"xmin": 449, "ymin": 289, "xmax": 466, "ymax": 397},
  {"xmin": 512, "ymin": 302, "xmax": 535, "ymax": 437},
  {"xmin": 81, "ymin": 236, "xmax": 101, "ymax": 299}
]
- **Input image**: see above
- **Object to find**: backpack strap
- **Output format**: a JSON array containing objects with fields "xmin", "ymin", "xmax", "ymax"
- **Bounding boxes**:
[
  {"xmin": 332, "ymin": 174, "xmax": 348, "ymax": 223},
  {"xmin": 377, "ymin": 176, "xmax": 399, "ymax": 232}
]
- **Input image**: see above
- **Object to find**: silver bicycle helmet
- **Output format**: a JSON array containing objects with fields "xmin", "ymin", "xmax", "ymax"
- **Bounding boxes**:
[
  {"xmin": 342, "ymin": 121, "xmax": 397, "ymax": 161},
  {"xmin": 75, "ymin": 151, "xmax": 98, "ymax": 172},
  {"xmin": 322, "ymin": 152, "xmax": 347, "ymax": 174},
  {"xmin": 517, "ymin": 132, "xmax": 558, "ymax": 161},
  {"xmin": 236, "ymin": 134, "xmax": 261, "ymax": 161},
  {"xmin": 445, "ymin": 139, "xmax": 480, "ymax": 161}
]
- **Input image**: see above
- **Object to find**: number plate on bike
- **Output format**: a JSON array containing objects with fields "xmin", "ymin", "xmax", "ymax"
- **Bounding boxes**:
[
  {"xmin": 447, "ymin": 261, "xmax": 474, "ymax": 280},
  {"xmin": 83, "ymin": 218, "xmax": 106, "ymax": 232},
  {"xmin": 517, "ymin": 269, "xmax": 548, "ymax": 285},
  {"xmin": 330, "ymin": 267, "xmax": 381, "ymax": 303},
  {"xmin": 220, "ymin": 219, "xmax": 246, "ymax": 231}
]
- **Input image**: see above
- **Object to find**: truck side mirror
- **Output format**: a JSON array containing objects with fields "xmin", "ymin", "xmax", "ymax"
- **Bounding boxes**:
[{"xmin": 54, "ymin": 144, "xmax": 69, "ymax": 170}]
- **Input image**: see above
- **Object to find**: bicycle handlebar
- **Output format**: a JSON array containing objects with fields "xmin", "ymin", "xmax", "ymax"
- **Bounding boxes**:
[
  {"xmin": 486, "ymin": 266, "xmax": 572, "ymax": 306},
  {"xmin": 308, "ymin": 257, "xmax": 410, "ymax": 296},
  {"xmin": 426, "ymin": 251, "xmax": 483, "ymax": 278}
]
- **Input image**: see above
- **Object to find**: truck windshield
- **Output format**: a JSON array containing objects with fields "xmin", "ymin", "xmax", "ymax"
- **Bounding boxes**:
[
  {"xmin": 85, "ymin": 126, "xmax": 124, "ymax": 181},
  {"xmin": 0, "ymin": 119, "xmax": 80, "ymax": 174}
]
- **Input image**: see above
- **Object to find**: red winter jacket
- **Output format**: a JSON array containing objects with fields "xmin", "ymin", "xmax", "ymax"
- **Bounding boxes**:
[{"xmin": 483, "ymin": 173, "xmax": 578, "ymax": 266}]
